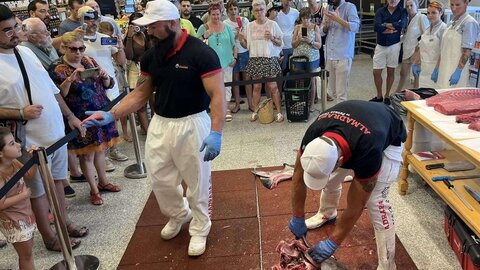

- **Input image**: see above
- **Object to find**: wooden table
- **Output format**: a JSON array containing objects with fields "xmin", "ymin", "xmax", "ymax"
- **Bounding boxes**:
[{"xmin": 399, "ymin": 101, "xmax": 480, "ymax": 236}]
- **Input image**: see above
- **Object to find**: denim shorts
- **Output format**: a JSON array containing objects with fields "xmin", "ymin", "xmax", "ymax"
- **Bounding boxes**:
[
  {"xmin": 233, "ymin": 51, "xmax": 249, "ymax": 73},
  {"xmin": 291, "ymin": 59, "xmax": 320, "ymax": 72}
]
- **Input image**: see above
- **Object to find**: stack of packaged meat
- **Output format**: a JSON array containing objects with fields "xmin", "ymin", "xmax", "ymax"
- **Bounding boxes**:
[{"xmin": 425, "ymin": 89, "xmax": 480, "ymax": 131}]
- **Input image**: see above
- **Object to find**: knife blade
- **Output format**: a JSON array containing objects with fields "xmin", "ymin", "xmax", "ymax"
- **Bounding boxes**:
[{"xmin": 464, "ymin": 185, "xmax": 480, "ymax": 204}]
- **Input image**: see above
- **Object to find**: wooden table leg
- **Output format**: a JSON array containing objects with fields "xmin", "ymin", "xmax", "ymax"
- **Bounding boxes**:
[{"xmin": 399, "ymin": 111, "xmax": 414, "ymax": 195}]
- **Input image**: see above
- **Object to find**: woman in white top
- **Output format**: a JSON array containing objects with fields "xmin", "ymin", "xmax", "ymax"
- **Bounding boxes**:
[
  {"xmin": 395, "ymin": 0, "xmax": 428, "ymax": 92},
  {"xmin": 239, "ymin": 0, "xmax": 285, "ymax": 122},
  {"xmin": 224, "ymin": 0, "xmax": 253, "ymax": 113},
  {"xmin": 411, "ymin": 2, "xmax": 447, "ymax": 88},
  {"xmin": 432, "ymin": 0, "xmax": 479, "ymax": 88}
]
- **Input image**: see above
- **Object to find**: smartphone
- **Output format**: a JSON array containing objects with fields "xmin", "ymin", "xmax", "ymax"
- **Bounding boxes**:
[
  {"xmin": 81, "ymin": 23, "xmax": 88, "ymax": 31},
  {"xmin": 80, "ymin": 68, "xmax": 99, "ymax": 80},
  {"xmin": 100, "ymin": 37, "xmax": 118, "ymax": 46},
  {"xmin": 235, "ymin": 17, "xmax": 242, "ymax": 28},
  {"xmin": 301, "ymin": 27, "xmax": 307, "ymax": 37}
]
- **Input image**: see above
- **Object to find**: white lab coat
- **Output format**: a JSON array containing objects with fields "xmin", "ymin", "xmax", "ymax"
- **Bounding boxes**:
[
  {"xmin": 418, "ymin": 21, "xmax": 447, "ymax": 88},
  {"xmin": 437, "ymin": 15, "xmax": 472, "ymax": 88}
]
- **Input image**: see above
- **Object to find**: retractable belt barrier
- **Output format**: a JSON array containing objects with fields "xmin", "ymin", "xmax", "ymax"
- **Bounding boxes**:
[
  {"xmin": 0, "ymin": 91, "xmax": 126, "ymax": 200},
  {"xmin": 224, "ymin": 70, "xmax": 324, "ymax": 87}
]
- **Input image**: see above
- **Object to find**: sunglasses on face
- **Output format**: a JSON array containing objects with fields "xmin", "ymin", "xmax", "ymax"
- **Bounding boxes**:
[{"xmin": 66, "ymin": 46, "xmax": 86, "ymax": 53}]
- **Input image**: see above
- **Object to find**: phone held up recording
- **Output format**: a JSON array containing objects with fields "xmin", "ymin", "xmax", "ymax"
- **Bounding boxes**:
[
  {"xmin": 301, "ymin": 27, "xmax": 307, "ymax": 37},
  {"xmin": 235, "ymin": 17, "xmax": 243, "ymax": 28},
  {"xmin": 80, "ymin": 68, "xmax": 100, "ymax": 80},
  {"xmin": 100, "ymin": 37, "xmax": 118, "ymax": 46}
]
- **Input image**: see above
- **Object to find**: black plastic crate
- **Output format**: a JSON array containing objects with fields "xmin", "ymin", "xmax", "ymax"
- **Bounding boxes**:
[{"xmin": 284, "ymin": 88, "xmax": 310, "ymax": 122}]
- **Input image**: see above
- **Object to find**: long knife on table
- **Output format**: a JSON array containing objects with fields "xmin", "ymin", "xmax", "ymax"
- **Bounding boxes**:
[
  {"xmin": 464, "ymin": 185, "xmax": 480, "ymax": 204},
  {"xmin": 443, "ymin": 180, "xmax": 474, "ymax": 211}
]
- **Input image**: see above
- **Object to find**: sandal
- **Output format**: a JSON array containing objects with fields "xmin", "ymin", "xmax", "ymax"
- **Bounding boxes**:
[
  {"xmin": 67, "ymin": 223, "xmax": 89, "ymax": 238},
  {"xmin": 90, "ymin": 192, "xmax": 104, "ymax": 205},
  {"xmin": 45, "ymin": 236, "xmax": 81, "ymax": 252},
  {"xmin": 98, "ymin": 183, "xmax": 122, "ymax": 192},
  {"xmin": 231, "ymin": 106, "xmax": 240, "ymax": 113},
  {"xmin": 225, "ymin": 110, "xmax": 233, "ymax": 122},
  {"xmin": 123, "ymin": 136, "xmax": 133, "ymax": 143}
]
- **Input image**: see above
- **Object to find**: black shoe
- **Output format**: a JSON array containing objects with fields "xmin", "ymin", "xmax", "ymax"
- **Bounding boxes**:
[
  {"xmin": 64, "ymin": 185, "xmax": 76, "ymax": 198},
  {"xmin": 384, "ymin": 97, "xmax": 391, "ymax": 105},
  {"xmin": 0, "ymin": 239, "xmax": 6, "ymax": 248},
  {"xmin": 70, "ymin": 174, "xmax": 86, "ymax": 183},
  {"xmin": 369, "ymin": 96, "xmax": 383, "ymax": 102}
]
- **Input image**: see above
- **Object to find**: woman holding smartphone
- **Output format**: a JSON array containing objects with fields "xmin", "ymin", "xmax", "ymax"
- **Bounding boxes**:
[
  {"xmin": 48, "ymin": 32, "xmax": 122, "ymax": 206},
  {"xmin": 292, "ymin": 7, "xmax": 321, "ymax": 111}
]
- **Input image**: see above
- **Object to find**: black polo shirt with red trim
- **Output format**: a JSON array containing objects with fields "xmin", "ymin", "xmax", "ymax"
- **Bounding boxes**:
[
  {"xmin": 140, "ymin": 29, "xmax": 222, "ymax": 118},
  {"xmin": 300, "ymin": 100, "xmax": 406, "ymax": 181}
]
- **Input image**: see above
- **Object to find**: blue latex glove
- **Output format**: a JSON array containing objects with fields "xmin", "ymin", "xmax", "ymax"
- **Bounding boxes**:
[
  {"xmin": 308, "ymin": 237, "xmax": 338, "ymax": 263},
  {"xmin": 199, "ymin": 131, "xmax": 222, "ymax": 161},
  {"xmin": 431, "ymin": 67, "xmax": 439, "ymax": 83},
  {"xmin": 449, "ymin": 68, "xmax": 463, "ymax": 86},
  {"xmin": 289, "ymin": 216, "xmax": 307, "ymax": 239},
  {"xmin": 411, "ymin": 64, "xmax": 421, "ymax": 77},
  {"xmin": 82, "ymin": 111, "xmax": 114, "ymax": 128}
]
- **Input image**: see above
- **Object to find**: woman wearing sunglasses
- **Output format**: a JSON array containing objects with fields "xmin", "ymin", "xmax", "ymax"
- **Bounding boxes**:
[{"xmin": 47, "ymin": 31, "xmax": 121, "ymax": 206}]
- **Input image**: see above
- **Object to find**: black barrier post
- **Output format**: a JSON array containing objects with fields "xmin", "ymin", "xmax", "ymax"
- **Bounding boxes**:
[
  {"xmin": 34, "ymin": 148, "xmax": 100, "ymax": 270},
  {"xmin": 320, "ymin": 70, "xmax": 329, "ymax": 112},
  {"xmin": 120, "ymin": 83, "xmax": 146, "ymax": 179}
]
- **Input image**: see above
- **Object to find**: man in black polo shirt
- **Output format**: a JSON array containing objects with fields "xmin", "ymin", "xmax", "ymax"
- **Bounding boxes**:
[
  {"xmin": 82, "ymin": 0, "xmax": 225, "ymax": 257},
  {"xmin": 371, "ymin": 0, "xmax": 407, "ymax": 105},
  {"xmin": 289, "ymin": 100, "xmax": 406, "ymax": 269}
]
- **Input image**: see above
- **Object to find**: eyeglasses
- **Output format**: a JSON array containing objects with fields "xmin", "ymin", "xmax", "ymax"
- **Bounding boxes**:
[
  {"xmin": 2, "ymin": 24, "xmax": 22, "ymax": 38},
  {"xmin": 66, "ymin": 46, "xmax": 86, "ymax": 53}
]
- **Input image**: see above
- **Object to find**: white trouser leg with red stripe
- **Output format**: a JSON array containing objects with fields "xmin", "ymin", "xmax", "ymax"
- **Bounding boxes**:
[
  {"xmin": 366, "ymin": 145, "xmax": 403, "ymax": 270},
  {"xmin": 145, "ymin": 111, "xmax": 212, "ymax": 237}
]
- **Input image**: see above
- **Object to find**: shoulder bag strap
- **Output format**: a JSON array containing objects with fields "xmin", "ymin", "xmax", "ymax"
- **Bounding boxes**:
[{"xmin": 13, "ymin": 48, "xmax": 32, "ymax": 106}]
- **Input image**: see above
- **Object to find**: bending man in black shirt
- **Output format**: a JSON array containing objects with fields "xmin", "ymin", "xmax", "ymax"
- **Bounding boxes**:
[
  {"xmin": 82, "ymin": 0, "xmax": 225, "ymax": 257},
  {"xmin": 289, "ymin": 100, "xmax": 406, "ymax": 269}
]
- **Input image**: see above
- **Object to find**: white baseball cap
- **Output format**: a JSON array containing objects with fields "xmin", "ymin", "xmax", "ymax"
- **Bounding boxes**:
[
  {"xmin": 300, "ymin": 137, "xmax": 339, "ymax": 190},
  {"xmin": 132, "ymin": 0, "xmax": 180, "ymax": 26}
]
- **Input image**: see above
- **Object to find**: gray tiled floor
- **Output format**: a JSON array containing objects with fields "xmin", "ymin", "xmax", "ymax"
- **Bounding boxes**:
[{"xmin": 0, "ymin": 54, "xmax": 461, "ymax": 269}]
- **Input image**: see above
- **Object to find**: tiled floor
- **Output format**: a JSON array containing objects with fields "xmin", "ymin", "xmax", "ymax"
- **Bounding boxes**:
[
  {"xmin": 118, "ymin": 168, "xmax": 416, "ymax": 269},
  {"xmin": 0, "ymin": 54, "xmax": 462, "ymax": 269}
]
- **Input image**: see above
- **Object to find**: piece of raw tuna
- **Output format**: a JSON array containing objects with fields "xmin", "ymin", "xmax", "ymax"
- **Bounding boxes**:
[
  {"xmin": 426, "ymin": 89, "xmax": 480, "ymax": 107},
  {"xmin": 456, "ymin": 110, "xmax": 480, "ymax": 123},
  {"xmin": 271, "ymin": 239, "xmax": 348, "ymax": 270},
  {"xmin": 433, "ymin": 97, "xmax": 480, "ymax": 115},
  {"xmin": 468, "ymin": 120, "xmax": 480, "ymax": 131}
]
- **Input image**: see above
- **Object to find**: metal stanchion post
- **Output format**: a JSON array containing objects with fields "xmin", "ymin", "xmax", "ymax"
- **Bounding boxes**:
[
  {"xmin": 35, "ymin": 148, "xmax": 99, "ymax": 270},
  {"xmin": 320, "ymin": 70, "xmax": 329, "ymax": 112},
  {"xmin": 122, "ymin": 86, "xmax": 147, "ymax": 179}
]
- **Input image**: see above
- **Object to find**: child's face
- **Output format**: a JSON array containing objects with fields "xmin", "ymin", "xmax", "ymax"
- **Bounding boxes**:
[{"xmin": 0, "ymin": 134, "xmax": 22, "ymax": 161}]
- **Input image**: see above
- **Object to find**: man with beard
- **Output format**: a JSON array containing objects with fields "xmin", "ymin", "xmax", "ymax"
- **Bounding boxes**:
[
  {"xmin": 21, "ymin": 18, "xmax": 58, "ymax": 69},
  {"xmin": 82, "ymin": 0, "xmax": 225, "ymax": 257},
  {"xmin": 27, "ymin": 0, "xmax": 50, "ymax": 27},
  {"xmin": 0, "ymin": 4, "xmax": 87, "ymax": 252},
  {"xmin": 180, "ymin": 0, "xmax": 203, "ymax": 31}
]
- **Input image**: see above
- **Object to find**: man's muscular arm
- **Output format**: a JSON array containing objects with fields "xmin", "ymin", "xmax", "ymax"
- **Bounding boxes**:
[
  {"xmin": 330, "ymin": 177, "xmax": 377, "ymax": 244},
  {"xmin": 110, "ymin": 74, "xmax": 154, "ymax": 120},
  {"xmin": 458, "ymin": 48, "xmax": 471, "ymax": 69}
]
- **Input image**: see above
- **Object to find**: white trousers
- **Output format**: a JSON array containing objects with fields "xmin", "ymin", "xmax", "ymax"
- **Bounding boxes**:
[
  {"xmin": 145, "ymin": 111, "xmax": 212, "ymax": 237},
  {"xmin": 318, "ymin": 145, "xmax": 402, "ymax": 270},
  {"xmin": 223, "ymin": 66, "xmax": 233, "ymax": 102},
  {"xmin": 326, "ymin": 58, "xmax": 352, "ymax": 103}
]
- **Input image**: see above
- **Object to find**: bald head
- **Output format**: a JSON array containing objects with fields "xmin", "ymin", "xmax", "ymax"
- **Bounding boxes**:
[
  {"xmin": 23, "ymin": 17, "xmax": 51, "ymax": 48},
  {"xmin": 85, "ymin": 0, "xmax": 102, "ymax": 15}
]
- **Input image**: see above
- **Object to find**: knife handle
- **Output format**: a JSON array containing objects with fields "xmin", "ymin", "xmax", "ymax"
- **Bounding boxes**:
[
  {"xmin": 432, "ymin": 176, "xmax": 452, "ymax": 181},
  {"xmin": 426, "ymin": 163, "xmax": 444, "ymax": 170}
]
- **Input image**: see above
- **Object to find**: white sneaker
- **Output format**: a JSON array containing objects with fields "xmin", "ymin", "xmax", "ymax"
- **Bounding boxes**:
[
  {"xmin": 188, "ymin": 236, "xmax": 207, "ymax": 256},
  {"xmin": 160, "ymin": 211, "xmax": 192, "ymax": 240},
  {"xmin": 105, "ymin": 158, "xmax": 116, "ymax": 172},
  {"xmin": 108, "ymin": 148, "xmax": 129, "ymax": 161},
  {"xmin": 305, "ymin": 212, "xmax": 337, "ymax": 230},
  {"xmin": 344, "ymin": 175, "xmax": 353, "ymax": 182}
]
